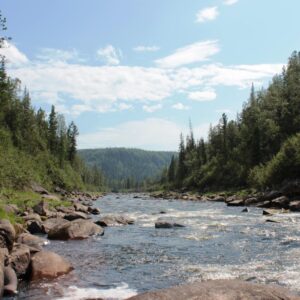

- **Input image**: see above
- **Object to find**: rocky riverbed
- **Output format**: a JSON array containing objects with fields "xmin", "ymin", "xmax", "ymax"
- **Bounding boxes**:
[{"xmin": 2, "ymin": 190, "xmax": 300, "ymax": 299}]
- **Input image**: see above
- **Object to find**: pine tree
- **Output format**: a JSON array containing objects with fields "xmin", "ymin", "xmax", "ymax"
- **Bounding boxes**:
[
  {"xmin": 67, "ymin": 121, "xmax": 79, "ymax": 163},
  {"xmin": 48, "ymin": 105, "xmax": 58, "ymax": 154}
]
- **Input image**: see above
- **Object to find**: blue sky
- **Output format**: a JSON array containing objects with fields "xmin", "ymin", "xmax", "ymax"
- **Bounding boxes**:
[{"xmin": 1, "ymin": 0, "xmax": 299, "ymax": 150}]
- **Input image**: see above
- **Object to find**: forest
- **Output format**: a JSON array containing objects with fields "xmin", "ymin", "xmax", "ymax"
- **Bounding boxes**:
[
  {"xmin": 164, "ymin": 51, "xmax": 300, "ymax": 192},
  {"xmin": 79, "ymin": 148, "xmax": 175, "ymax": 191}
]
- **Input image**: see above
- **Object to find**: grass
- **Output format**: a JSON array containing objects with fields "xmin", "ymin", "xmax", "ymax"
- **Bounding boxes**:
[{"xmin": 0, "ymin": 188, "xmax": 72, "ymax": 224}]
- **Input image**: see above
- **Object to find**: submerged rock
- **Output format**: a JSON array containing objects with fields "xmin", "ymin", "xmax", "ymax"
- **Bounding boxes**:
[
  {"xmin": 30, "ymin": 251, "xmax": 73, "ymax": 280},
  {"xmin": 126, "ymin": 279, "xmax": 300, "ymax": 300},
  {"xmin": 48, "ymin": 219, "xmax": 104, "ymax": 240},
  {"xmin": 155, "ymin": 218, "xmax": 185, "ymax": 229}
]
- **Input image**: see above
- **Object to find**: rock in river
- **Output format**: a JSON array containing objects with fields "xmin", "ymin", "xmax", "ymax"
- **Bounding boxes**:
[
  {"xmin": 126, "ymin": 279, "xmax": 300, "ymax": 300},
  {"xmin": 95, "ymin": 215, "xmax": 134, "ymax": 227},
  {"xmin": 48, "ymin": 219, "xmax": 104, "ymax": 240},
  {"xmin": 155, "ymin": 218, "xmax": 185, "ymax": 229},
  {"xmin": 30, "ymin": 251, "xmax": 73, "ymax": 280}
]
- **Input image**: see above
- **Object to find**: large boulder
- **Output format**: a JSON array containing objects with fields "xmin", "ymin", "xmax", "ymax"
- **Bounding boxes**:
[
  {"xmin": 73, "ymin": 203, "xmax": 89, "ymax": 213},
  {"xmin": 9, "ymin": 243, "xmax": 31, "ymax": 277},
  {"xmin": 33, "ymin": 200, "xmax": 50, "ymax": 216},
  {"xmin": 30, "ymin": 251, "xmax": 73, "ymax": 280},
  {"xmin": 88, "ymin": 207, "xmax": 101, "ymax": 215},
  {"xmin": 271, "ymin": 196, "xmax": 290, "ymax": 208},
  {"xmin": 31, "ymin": 182, "xmax": 49, "ymax": 195},
  {"xmin": 126, "ymin": 279, "xmax": 300, "ymax": 300},
  {"xmin": 48, "ymin": 219, "xmax": 104, "ymax": 240},
  {"xmin": 95, "ymin": 215, "xmax": 134, "ymax": 227},
  {"xmin": 17, "ymin": 233, "xmax": 47, "ymax": 251},
  {"xmin": 26, "ymin": 220, "xmax": 46, "ymax": 234},
  {"xmin": 3, "ymin": 266, "xmax": 17, "ymax": 296},
  {"xmin": 227, "ymin": 199, "xmax": 244, "ymax": 207},
  {"xmin": 281, "ymin": 180, "xmax": 300, "ymax": 197},
  {"xmin": 289, "ymin": 200, "xmax": 300, "ymax": 211},
  {"xmin": 64, "ymin": 211, "xmax": 89, "ymax": 221},
  {"xmin": 0, "ymin": 220, "xmax": 16, "ymax": 252},
  {"xmin": 42, "ymin": 218, "xmax": 69, "ymax": 234},
  {"xmin": 0, "ymin": 248, "xmax": 7, "ymax": 297}
]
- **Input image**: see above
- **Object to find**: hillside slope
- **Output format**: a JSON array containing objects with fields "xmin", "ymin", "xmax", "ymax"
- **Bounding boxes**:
[{"xmin": 79, "ymin": 148, "xmax": 176, "ymax": 189}]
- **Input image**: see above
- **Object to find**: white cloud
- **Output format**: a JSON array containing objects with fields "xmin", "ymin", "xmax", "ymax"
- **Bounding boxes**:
[
  {"xmin": 118, "ymin": 103, "xmax": 133, "ymax": 111},
  {"xmin": 143, "ymin": 103, "xmax": 162, "ymax": 113},
  {"xmin": 172, "ymin": 103, "xmax": 190, "ymax": 110},
  {"xmin": 78, "ymin": 118, "xmax": 210, "ymax": 150},
  {"xmin": 6, "ymin": 44, "xmax": 283, "ymax": 115},
  {"xmin": 133, "ymin": 46, "xmax": 160, "ymax": 52},
  {"xmin": 196, "ymin": 6, "xmax": 219, "ymax": 23},
  {"xmin": 97, "ymin": 45, "xmax": 122, "ymax": 65},
  {"xmin": 155, "ymin": 40, "xmax": 219, "ymax": 68},
  {"xmin": 36, "ymin": 48, "xmax": 81, "ymax": 62},
  {"xmin": 188, "ymin": 89, "xmax": 217, "ymax": 101},
  {"xmin": 223, "ymin": 0, "xmax": 239, "ymax": 5},
  {"xmin": 0, "ymin": 41, "xmax": 29, "ymax": 66}
]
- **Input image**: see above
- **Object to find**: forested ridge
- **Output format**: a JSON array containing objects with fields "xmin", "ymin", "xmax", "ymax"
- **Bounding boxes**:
[
  {"xmin": 0, "ymin": 14, "xmax": 104, "ymax": 191},
  {"xmin": 164, "ymin": 52, "xmax": 300, "ymax": 191},
  {"xmin": 79, "ymin": 148, "xmax": 175, "ymax": 190}
]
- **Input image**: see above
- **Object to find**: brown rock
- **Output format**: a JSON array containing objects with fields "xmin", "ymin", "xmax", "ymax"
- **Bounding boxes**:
[
  {"xmin": 26, "ymin": 220, "xmax": 46, "ymax": 234},
  {"xmin": 289, "ymin": 200, "xmax": 300, "ymax": 211},
  {"xmin": 9, "ymin": 243, "xmax": 31, "ymax": 277},
  {"xmin": 3, "ymin": 204, "xmax": 19, "ymax": 215},
  {"xmin": 227, "ymin": 199, "xmax": 244, "ymax": 207},
  {"xmin": 3, "ymin": 266, "xmax": 18, "ymax": 296},
  {"xmin": 31, "ymin": 182, "xmax": 49, "ymax": 195},
  {"xmin": 64, "ymin": 211, "xmax": 89, "ymax": 221},
  {"xmin": 126, "ymin": 279, "xmax": 300, "ymax": 300},
  {"xmin": 0, "ymin": 220, "xmax": 16, "ymax": 252},
  {"xmin": 48, "ymin": 219, "xmax": 104, "ymax": 240},
  {"xmin": 95, "ymin": 215, "xmax": 134, "ymax": 227},
  {"xmin": 17, "ymin": 233, "xmax": 47, "ymax": 250},
  {"xmin": 43, "ymin": 218, "xmax": 69, "ymax": 233},
  {"xmin": 23, "ymin": 213, "xmax": 42, "ymax": 223},
  {"xmin": 74, "ymin": 203, "xmax": 89, "ymax": 213},
  {"xmin": 271, "ymin": 196, "xmax": 290, "ymax": 208},
  {"xmin": 30, "ymin": 251, "xmax": 73, "ymax": 280},
  {"xmin": 88, "ymin": 207, "xmax": 101, "ymax": 215}
]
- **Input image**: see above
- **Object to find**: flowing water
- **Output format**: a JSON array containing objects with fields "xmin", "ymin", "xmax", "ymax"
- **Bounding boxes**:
[{"xmin": 15, "ymin": 193, "xmax": 300, "ymax": 299}]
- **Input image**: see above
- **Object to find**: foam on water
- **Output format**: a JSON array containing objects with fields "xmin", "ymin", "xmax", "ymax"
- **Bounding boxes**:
[{"xmin": 57, "ymin": 283, "xmax": 137, "ymax": 300}]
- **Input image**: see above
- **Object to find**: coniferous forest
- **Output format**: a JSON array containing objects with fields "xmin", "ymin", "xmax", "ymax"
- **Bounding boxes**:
[
  {"xmin": 0, "ymin": 14, "xmax": 104, "ymax": 191},
  {"xmin": 164, "ymin": 52, "xmax": 300, "ymax": 192}
]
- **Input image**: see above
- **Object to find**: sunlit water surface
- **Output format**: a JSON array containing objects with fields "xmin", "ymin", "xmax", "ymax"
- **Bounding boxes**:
[{"xmin": 14, "ymin": 193, "xmax": 300, "ymax": 299}]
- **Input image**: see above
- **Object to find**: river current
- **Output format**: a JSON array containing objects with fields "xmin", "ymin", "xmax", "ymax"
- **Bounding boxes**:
[{"xmin": 16, "ymin": 193, "xmax": 300, "ymax": 299}]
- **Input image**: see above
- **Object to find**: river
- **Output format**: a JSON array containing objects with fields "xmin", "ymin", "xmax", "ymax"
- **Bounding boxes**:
[{"xmin": 16, "ymin": 193, "xmax": 300, "ymax": 299}]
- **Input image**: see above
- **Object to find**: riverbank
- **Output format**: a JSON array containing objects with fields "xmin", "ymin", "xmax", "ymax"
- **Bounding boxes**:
[
  {"xmin": 151, "ymin": 180, "xmax": 300, "ymax": 212},
  {"xmin": 0, "ymin": 184, "xmax": 103, "ymax": 297}
]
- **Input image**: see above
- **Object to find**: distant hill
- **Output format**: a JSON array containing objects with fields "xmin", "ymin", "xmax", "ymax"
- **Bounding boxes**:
[{"xmin": 78, "ymin": 148, "xmax": 176, "ymax": 189}]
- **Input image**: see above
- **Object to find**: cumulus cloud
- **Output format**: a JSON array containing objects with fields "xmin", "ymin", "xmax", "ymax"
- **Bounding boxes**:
[
  {"xmin": 97, "ymin": 45, "xmax": 122, "ymax": 65},
  {"xmin": 0, "ymin": 41, "xmax": 29, "ymax": 66},
  {"xmin": 5, "ymin": 43, "xmax": 283, "ymax": 116},
  {"xmin": 155, "ymin": 40, "xmax": 219, "ymax": 68},
  {"xmin": 143, "ymin": 103, "xmax": 162, "ymax": 113},
  {"xmin": 196, "ymin": 6, "xmax": 219, "ymax": 23},
  {"xmin": 223, "ymin": 0, "xmax": 239, "ymax": 5},
  {"xmin": 78, "ymin": 118, "xmax": 210, "ymax": 150},
  {"xmin": 133, "ymin": 45, "xmax": 160, "ymax": 52},
  {"xmin": 188, "ymin": 89, "xmax": 217, "ymax": 101},
  {"xmin": 172, "ymin": 103, "xmax": 190, "ymax": 110}
]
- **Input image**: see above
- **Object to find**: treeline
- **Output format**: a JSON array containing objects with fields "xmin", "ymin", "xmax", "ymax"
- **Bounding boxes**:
[
  {"xmin": 164, "ymin": 51, "xmax": 300, "ymax": 191},
  {"xmin": 0, "ymin": 27, "xmax": 105, "ymax": 190}
]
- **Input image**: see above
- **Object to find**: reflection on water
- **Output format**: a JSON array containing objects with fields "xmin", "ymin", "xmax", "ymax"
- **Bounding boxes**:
[{"xmin": 16, "ymin": 193, "xmax": 300, "ymax": 299}]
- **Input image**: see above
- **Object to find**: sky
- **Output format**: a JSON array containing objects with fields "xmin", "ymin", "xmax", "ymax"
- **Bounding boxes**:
[{"xmin": 0, "ymin": 0, "xmax": 299, "ymax": 150}]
